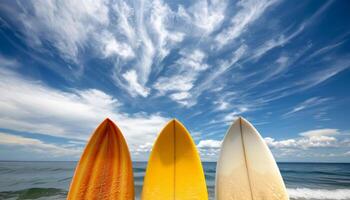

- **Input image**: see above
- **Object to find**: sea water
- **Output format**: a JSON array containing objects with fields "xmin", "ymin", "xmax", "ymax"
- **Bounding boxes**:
[{"xmin": 0, "ymin": 161, "xmax": 349, "ymax": 200}]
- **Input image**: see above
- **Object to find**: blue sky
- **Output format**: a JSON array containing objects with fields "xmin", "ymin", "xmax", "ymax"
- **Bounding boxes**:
[{"xmin": 0, "ymin": 0, "xmax": 349, "ymax": 162}]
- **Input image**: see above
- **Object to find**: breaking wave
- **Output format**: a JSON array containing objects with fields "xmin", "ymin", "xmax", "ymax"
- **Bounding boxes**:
[{"xmin": 288, "ymin": 188, "xmax": 350, "ymax": 200}]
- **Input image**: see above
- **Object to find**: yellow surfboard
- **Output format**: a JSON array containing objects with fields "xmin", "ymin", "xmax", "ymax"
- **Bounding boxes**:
[
  {"xmin": 142, "ymin": 119, "xmax": 208, "ymax": 200},
  {"xmin": 216, "ymin": 117, "xmax": 288, "ymax": 200},
  {"xmin": 67, "ymin": 118, "xmax": 134, "ymax": 200}
]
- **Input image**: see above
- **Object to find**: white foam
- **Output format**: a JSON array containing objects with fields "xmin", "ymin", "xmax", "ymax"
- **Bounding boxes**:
[{"xmin": 288, "ymin": 188, "xmax": 350, "ymax": 200}]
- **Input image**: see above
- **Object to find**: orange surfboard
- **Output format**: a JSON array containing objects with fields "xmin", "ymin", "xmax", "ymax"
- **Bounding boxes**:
[{"xmin": 67, "ymin": 118, "xmax": 134, "ymax": 200}]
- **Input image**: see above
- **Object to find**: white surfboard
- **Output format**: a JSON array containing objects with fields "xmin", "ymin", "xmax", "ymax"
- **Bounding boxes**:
[{"xmin": 215, "ymin": 117, "xmax": 289, "ymax": 200}]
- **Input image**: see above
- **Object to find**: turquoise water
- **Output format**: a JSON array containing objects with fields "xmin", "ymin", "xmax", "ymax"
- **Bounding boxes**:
[{"xmin": 0, "ymin": 161, "xmax": 349, "ymax": 199}]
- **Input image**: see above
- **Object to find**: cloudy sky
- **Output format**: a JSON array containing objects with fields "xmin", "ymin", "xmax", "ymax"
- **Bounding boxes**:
[{"xmin": 0, "ymin": 0, "xmax": 349, "ymax": 162}]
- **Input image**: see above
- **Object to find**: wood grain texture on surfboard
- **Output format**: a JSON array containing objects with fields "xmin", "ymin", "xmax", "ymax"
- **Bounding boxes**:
[
  {"xmin": 142, "ymin": 119, "xmax": 208, "ymax": 200},
  {"xmin": 215, "ymin": 117, "xmax": 289, "ymax": 200},
  {"xmin": 67, "ymin": 118, "xmax": 134, "ymax": 200}
]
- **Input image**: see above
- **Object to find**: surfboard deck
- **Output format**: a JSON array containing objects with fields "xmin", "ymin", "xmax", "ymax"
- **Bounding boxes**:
[
  {"xmin": 67, "ymin": 118, "xmax": 134, "ymax": 200},
  {"xmin": 142, "ymin": 119, "xmax": 208, "ymax": 200},
  {"xmin": 216, "ymin": 117, "xmax": 288, "ymax": 200}
]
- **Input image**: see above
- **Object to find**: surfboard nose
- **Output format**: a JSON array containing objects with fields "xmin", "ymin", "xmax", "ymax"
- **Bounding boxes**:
[
  {"xmin": 101, "ymin": 117, "xmax": 114, "ymax": 125},
  {"xmin": 142, "ymin": 118, "xmax": 208, "ymax": 200},
  {"xmin": 67, "ymin": 118, "xmax": 134, "ymax": 200}
]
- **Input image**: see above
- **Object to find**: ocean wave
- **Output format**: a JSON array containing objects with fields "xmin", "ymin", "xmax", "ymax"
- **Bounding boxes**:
[
  {"xmin": 0, "ymin": 188, "xmax": 66, "ymax": 200},
  {"xmin": 288, "ymin": 188, "xmax": 350, "ymax": 200},
  {"xmin": 2, "ymin": 187, "xmax": 350, "ymax": 200}
]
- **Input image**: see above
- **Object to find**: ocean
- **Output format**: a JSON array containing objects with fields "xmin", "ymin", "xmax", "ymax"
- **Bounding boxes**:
[{"xmin": 0, "ymin": 161, "xmax": 349, "ymax": 200}]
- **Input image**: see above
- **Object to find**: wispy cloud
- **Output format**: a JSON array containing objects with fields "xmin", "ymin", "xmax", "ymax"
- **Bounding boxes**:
[
  {"xmin": 215, "ymin": 0, "xmax": 279, "ymax": 48},
  {"xmin": 4, "ymin": 0, "xmax": 186, "ymax": 97},
  {"xmin": 307, "ymin": 39, "xmax": 347, "ymax": 61},
  {"xmin": 296, "ymin": 58, "xmax": 350, "ymax": 91},
  {"xmin": 251, "ymin": 56, "xmax": 349, "ymax": 105},
  {"xmin": 122, "ymin": 70, "xmax": 150, "ymax": 97},
  {"xmin": 214, "ymin": 99, "xmax": 230, "ymax": 111},
  {"xmin": 100, "ymin": 31, "xmax": 135, "ymax": 59},
  {"xmin": 251, "ymin": 29, "xmax": 302, "ymax": 61},
  {"xmin": 177, "ymin": 0, "xmax": 227, "ymax": 35},
  {"xmin": 188, "ymin": 44, "xmax": 247, "ymax": 105},
  {"xmin": 154, "ymin": 49, "xmax": 209, "ymax": 106},
  {"xmin": 223, "ymin": 108, "xmax": 248, "ymax": 122},
  {"xmin": 249, "ymin": 0, "xmax": 335, "ymax": 61},
  {"xmin": 283, "ymin": 97, "xmax": 332, "ymax": 118},
  {"xmin": 16, "ymin": 0, "xmax": 110, "ymax": 63}
]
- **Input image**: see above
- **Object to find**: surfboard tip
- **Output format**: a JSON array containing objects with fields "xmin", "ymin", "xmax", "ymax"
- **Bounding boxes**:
[
  {"xmin": 170, "ymin": 118, "xmax": 183, "ymax": 126},
  {"xmin": 236, "ymin": 116, "xmax": 251, "ymax": 126},
  {"xmin": 102, "ymin": 117, "xmax": 113, "ymax": 123}
]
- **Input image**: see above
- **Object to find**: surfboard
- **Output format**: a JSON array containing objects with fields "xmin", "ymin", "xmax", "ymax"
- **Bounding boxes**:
[
  {"xmin": 215, "ymin": 117, "xmax": 288, "ymax": 200},
  {"xmin": 67, "ymin": 118, "xmax": 134, "ymax": 200},
  {"xmin": 142, "ymin": 119, "xmax": 208, "ymax": 200}
]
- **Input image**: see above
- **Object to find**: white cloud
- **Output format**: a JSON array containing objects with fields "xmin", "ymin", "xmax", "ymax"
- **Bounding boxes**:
[
  {"xmin": 297, "ymin": 59, "xmax": 349, "ymax": 90},
  {"xmin": 111, "ymin": 1, "xmax": 136, "ymax": 44},
  {"xmin": 108, "ymin": 0, "xmax": 187, "ymax": 98},
  {"xmin": 110, "ymin": 0, "xmax": 188, "ymax": 98},
  {"xmin": 8, "ymin": 0, "xmax": 188, "ymax": 97},
  {"xmin": 154, "ymin": 75, "xmax": 194, "ymax": 93},
  {"xmin": 283, "ymin": 97, "xmax": 331, "ymax": 117},
  {"xmin": 197, "ymin": 139, "xmax": 222, "ymax": 160},
  {"xmin": 250, "ymin": 0, "xmax": 334, "ymax": 61},
  {"xmin": 223, "ymin": 107, "xmax": 248, "ymax": 122},
  {"xmin": 264, "ymin": 128, "xmax": 350, "ymax": 160},
  {"xmin": 223, "ymin": 113, "xmax": 239, "ymax": 122},
  {"xmin": 299, "ymin": 129, "xmax": 339, "ymax": 137},
  {"xmin": 214, "ymin": 100, "xmax": 230, "ymax": 111},
  {"xmin": 149, "ymin": 0, "xmax": 185, "ymax": 58},
  {"xmin": 253, "ymin": 57, "xmax": 349, "ymax": 105},
  {"xmin": 252, "ymin": 28, "xmax": 303, "ymax": 61},
  {"xmin": 18, "ymin": 0, "xmax": 110, "ymax": 62},
  {"xmin": 170, "ymin": 92, "xmax": 190, "ymax": 101},
  {"xmin": 0, "ymin": 68, "xmax": 169, "ymax": 159},
  {"xmin": 0, "ymin": 132, "xmax": 82, "ymax": 158},
  {"xmin": 265, "ymin": 129, "xmax": 340, "ymax": 149},
  {"xmin": 194, "ymin": 44, "xmax": 247, "ymax": 97},
  {"xmin": 307, "ymin": 40, "xmax": 346, "ymax": 61},
  {"xmin": 177, "ymin": 0, "xmax": 227, "ymax": 34},
  {"xmin": 153, "ymin": 49, "xmax": 209, "ymax": 106},
  {"xmin": 132, "ymin": 142, "xmax": 153, "ymax": 154},
  {"xmin": 215, "ymin": 0, "xmax": 278, "ymax": 48},
  {"xmin": 247, "ymin": 55, "xmax": 292, "ymax": 87},
  {"xmin": 176, "ymin": 50, "xmax": 209, "ymax": 71},
  {"xmin": 122, "ymin": 70, "xmax": 150, "ymax": 97},
  {"xmin": 212, "ymin": 91, "xmax": 247, "ymax": 112},
  {"xmin": 275, "ymin": 55, "xmax": 289, "ymax": 67},
  {"xmin": 101, "ymin": 32, "xmax": 135, "ymax": 59},
  {"xmin": 197, "ymin": 139, "xmax": 222, "ymax": 148},
  {"xmin": 160, "ymin": 44, "xmax": 248, "ymax": 107}
]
